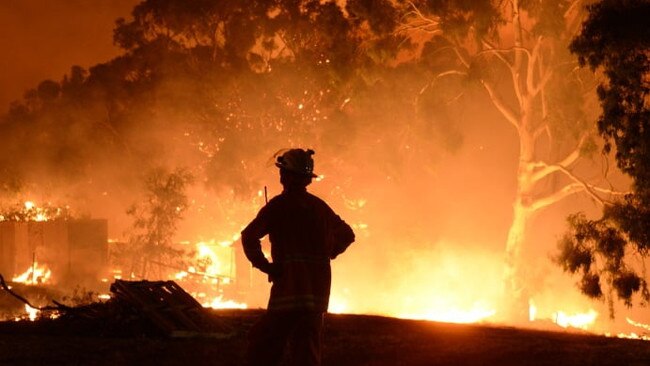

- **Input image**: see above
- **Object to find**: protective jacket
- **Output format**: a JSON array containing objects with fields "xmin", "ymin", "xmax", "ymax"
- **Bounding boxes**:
[{"xmin": 242, "ymin": 187, "xmax": 355, "ymax": 312}]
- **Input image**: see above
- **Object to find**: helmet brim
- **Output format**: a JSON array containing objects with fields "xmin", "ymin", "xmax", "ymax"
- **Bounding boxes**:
[{"xmin": 276, "ymin": 163, "xmax": 318, "ymax": 178}]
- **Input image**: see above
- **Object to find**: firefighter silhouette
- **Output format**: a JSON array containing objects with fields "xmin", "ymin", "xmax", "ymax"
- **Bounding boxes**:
[{"xmin": 242, "ymin": 148, "xmax": 355, "ymax": 366}]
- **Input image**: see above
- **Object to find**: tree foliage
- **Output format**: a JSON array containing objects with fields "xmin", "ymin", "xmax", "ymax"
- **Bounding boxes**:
[
  {"xmin": 115, "ymin": 167, "xmax": 193, "ymax": 279},
  {"xmin": 0, "ymin": 0, "xmax": 413, "ymax": 199},
  {"xmin": 570, "ymin": 0, "xmax": 650, "ymax": 191},
  {"xmin": 557, "ymin": 0, "xmax": 650, "ymax": 313},
  {"xmin": 556, "ymin": 210, "xmax": 650, "ymax": 313}
]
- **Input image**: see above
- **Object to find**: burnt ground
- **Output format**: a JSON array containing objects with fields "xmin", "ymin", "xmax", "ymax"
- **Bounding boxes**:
[{"xmin": 1, "ymin": 309, "xmax": 650, "ymax": 366}]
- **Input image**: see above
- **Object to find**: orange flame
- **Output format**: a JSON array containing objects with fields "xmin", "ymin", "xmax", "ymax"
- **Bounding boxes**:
[
  {"xmin": 172, "ymin": 237, "xmax": 247, "ymax": 310},
  {"xmin": 24, "ymin": 304, "xmax": 39, "ymax": 321},
  {"xmin": 12, "ymin": 262, "xmax": 52, "ymax": 285},
  {"xmin": 203, "ymin": 295, "xmax": 247, "ymax": 310},
  {"xmin": 552, "ymin": 309, "xmax": 598, "ymax": 330}
]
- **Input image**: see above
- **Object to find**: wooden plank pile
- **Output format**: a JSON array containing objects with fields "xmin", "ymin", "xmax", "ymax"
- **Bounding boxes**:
[
  {"xmin": 109, "ymin": 279, "xmax": 231, "ymax": 338},
  {"xmin": 1, "ymin": 275, "xmax": 233, "ymax": 338}
]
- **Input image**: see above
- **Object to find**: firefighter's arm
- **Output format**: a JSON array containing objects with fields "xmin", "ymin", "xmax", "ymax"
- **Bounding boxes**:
[
  {"xmin": 330, "ymin": 216, "xmax": 355, "ymax": 259},
  {"xmin": 241, "ymin": 212, "xmax": 272, "ymax": 274}
]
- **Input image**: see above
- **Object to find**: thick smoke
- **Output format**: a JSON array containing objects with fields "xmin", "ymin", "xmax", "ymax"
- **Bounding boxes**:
[
  {"xmin": 0, "ymin": 0, "xmax": 139, "ymax": 114},
  {"xmin": 0, "ymin": 0, "xmax": 641, "ymax": 333}
]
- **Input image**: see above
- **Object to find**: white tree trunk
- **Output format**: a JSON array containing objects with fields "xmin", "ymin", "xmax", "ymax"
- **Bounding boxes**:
[{"xmin": 502, "ymin": 110, "xmax": 537, "ymax": 321}]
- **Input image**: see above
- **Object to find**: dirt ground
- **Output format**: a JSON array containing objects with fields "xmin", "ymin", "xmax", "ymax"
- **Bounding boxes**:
[{"xmin": 1, "ymin": 309, "xmax": 650, "ymax": 366}]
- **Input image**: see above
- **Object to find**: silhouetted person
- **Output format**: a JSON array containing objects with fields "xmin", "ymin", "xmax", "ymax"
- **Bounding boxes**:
[{"xmin": 242, "ymin": 148, "xmax": 355, "ymax": 366}]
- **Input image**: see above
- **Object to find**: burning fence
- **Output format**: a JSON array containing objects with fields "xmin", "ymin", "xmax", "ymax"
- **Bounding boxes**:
[
  {"xmin": 0, "ymin": 204, "xmax": 257, "ymax": 324},
  {"xmin": 0, "ymin": 219, "xmax": 109, "ymax": 288},
  {"xmin": 166, "ymin": 238, "xmax": 250, "ymax": 310}
]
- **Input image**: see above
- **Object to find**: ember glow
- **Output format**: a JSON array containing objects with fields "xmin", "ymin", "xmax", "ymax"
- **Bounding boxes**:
[
  {"xmin": 553, "ymin": 310, "xmax": 599, "ymax": 330},
  {"xmin": 23, "ymin": 201, "xmax": 47, "ymax": 222},
  {"xmin": 328, "ymin": 244, "xmax": 504, "ymax": 324},
  {"xmin": 203, "ymin": 295, "xmax": 247, "ymax": 310},
  {"xmin": 612, "ymin": 318, "xmax": 650, "ymax": 341},
  {"xmin": 175, "ymin": 239, "xmax": 236, "ymax": 280},
  {"xmin": 24, "ymin": 305, "xmax": 39, "ymax": 322},
  {"xmin": 398, "ymin": 302, "xmax": 496, "ymax": 324},
  {"xmin": 171, "ymin": 238, "xmax": 247, "ymax": 310},
  {"xmin": 12, "ymin": 262, "xmax": 52, "ymax": 285}
]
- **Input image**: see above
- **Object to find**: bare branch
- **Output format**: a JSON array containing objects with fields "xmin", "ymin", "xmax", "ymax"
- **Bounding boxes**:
[
  {"xmin": 530, "ymin": 134, "xmax": 588, "ymax": 182},
  {"xmin": 526, "ymin": 36, "xmax": 543, "ymax": 95},
  {"xmin": 480, "ymin": 41, "xmax": 522, "ymax": 106},
  {"xmin": 396, "ymin": 22, "xmax": 442, "ymax": 35},
  {"xmin": 419, "ymin": 70, "xmax": 467, "ymax": 95},
  {"xmin": 538, "ymin": 54, "xmax": 549, "ymax": 124},
  {"xmin": 481, "ymin": 80, "xmax": 521, "ymax": 131},
  {"xmin": 530, "ymin": 68, "xmax": 553, "ymax": 97},
  {"xmin": 529, "ymin": 183, "xmax": 586, "ymax": 212},
  {"xmin": 479, "ymin": 40, "xmax": 513, "ymax": 68},
  {"xmin": 530, "ymin": 179, "xmax": 628, "ymax": 212},
  {"xmin": 398, "ymin": 1, "xmax": 441, "ymax": 35},
  {"xmin": 407, "ymin": 1, "xmax": 441, "ymax": 25},
  {"xmin": 541, "ymin": 163, "xmax": 615, "ymax": 206},
  {"xmin": 479, "ymin": 38, "xmax": 533, "ymax": 60}
]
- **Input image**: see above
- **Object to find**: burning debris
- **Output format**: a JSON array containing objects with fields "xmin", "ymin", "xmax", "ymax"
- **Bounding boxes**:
[
  {"xmin": 0, "ymin": 199, "xmax": 248, "ymax": 327},
  {"xmin": 12, "ymin": 262, "xmax": 52, "ymax": 285},
  {"xmin": 0, "ymin": 201, "xmax": 108, "ymax": 290},
  {"xmin": 1, "ymin": 274, "xmax": 231, "ymax": 338},
  {"xmin": 108, "ymin": 279, "xmax": 231, "ymax": 337}
]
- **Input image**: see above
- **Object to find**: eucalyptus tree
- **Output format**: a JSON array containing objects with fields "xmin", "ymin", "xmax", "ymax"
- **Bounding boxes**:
[
  {"xmin": 556, "ymin": 0, "xmax": 650, "ymax": 315},
  {"xmin": 398, "ymin": 0, "xmax": 624, "ymax": 319}
]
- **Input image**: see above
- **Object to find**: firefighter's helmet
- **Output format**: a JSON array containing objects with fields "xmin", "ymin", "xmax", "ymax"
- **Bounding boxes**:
[{"xmin": 275, "ymin": 148, "xmax": 317, "ymax": 177}]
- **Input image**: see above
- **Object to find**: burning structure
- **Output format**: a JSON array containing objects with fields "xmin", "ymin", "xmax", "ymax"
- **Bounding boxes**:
[{"xmin": 0, "ymin": 218, "xmax": 108, "ymax": 289}]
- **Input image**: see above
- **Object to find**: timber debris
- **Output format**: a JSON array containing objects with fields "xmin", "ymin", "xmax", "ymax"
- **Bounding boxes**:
[{"xmin": 0, "ymin": 275, "xmax": 232, "ymax": 338}]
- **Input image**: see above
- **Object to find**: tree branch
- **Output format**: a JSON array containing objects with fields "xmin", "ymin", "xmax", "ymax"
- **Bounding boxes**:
[
  {"xmin": 478, "ymin": 43, "xmax": 522, "ymax": 106},
  {"xmin": 479, "ymin": 39, "xmax": 532, "ymax": 61},
  {"xmin": 481, "ymin": 80, "xmax": 521, "ymax": 131},
  {"xmin": 398, "ymin": 1, "xmax": 441, "ymax": 34},
  {"xmin": 406, "ymin": 1, "xmax": 441, "ymax": 25},
  {"xmin": 530, "ymin": 67, "xmax": 553, "ymax": 97},
  {"xmin": 396, "ymin": 22, "xmax": 442, "ymax": 35},
  {"xmin": 526, "ymin": 36, "xmax": 543, "ymax": 95},
  {"xmin": 419, "ymin": 70, "xmax": 467, "ymax": 95},
  {"xmin": 529, "ymin": 183, "xmax": 586, "ymax": 212},
  {"xmin": 530, "ymin": 134, "xmax": 588, "ymax": 182},
  {"xmin": 531, "ymin": 162, "xmax": 622, "ymax": 209}
]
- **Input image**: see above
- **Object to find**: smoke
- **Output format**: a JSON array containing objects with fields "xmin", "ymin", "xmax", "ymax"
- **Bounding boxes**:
[
  {"xmin": 0, "ymin": 0, "xmax": 138, "ymax": 114},
  {"xmin": 0, "ymin": 0, "xmax": 643, "ymax": 333}
]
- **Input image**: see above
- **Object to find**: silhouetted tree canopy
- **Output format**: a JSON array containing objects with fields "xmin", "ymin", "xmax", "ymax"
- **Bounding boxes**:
[
  {"xmin": 115, "ymin": 167, "xmax": 194, "ymax": 278},
  {"xmin": 0, "ymin": 0, "xmax": 414, "ymax": 199},
  {"xmin": 571, "ymin": 0, "xmax": 650, "ymax": 190},
  {"xmin": 556, "ymin": 0, "xmax": 650, "ymax": 314}
]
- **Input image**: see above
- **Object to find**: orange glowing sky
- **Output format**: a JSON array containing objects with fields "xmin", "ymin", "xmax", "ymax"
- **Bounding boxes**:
[{"xmin": 0, "ymin": 0, "xmax": 139, "ymax": 113}]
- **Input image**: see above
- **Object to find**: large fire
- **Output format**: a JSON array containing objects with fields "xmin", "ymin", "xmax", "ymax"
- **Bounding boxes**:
[
  {"xmin": 0, "ymin": 201, "xmax": 640, "ymax": 341},
  {"xmin": 170, "ymin": 238, "xmax": 247, "ymax": 310}
]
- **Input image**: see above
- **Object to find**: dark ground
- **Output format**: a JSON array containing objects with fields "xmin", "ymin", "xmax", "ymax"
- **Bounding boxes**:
[{"xmin": 1, "ymin": 309, "xmax": 650, "ymax": 366}]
